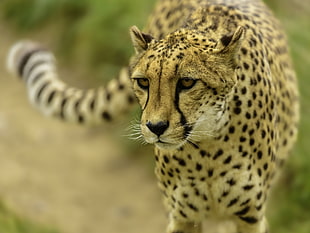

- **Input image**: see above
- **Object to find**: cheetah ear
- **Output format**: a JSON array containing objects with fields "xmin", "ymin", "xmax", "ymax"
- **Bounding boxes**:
[
  {"xmin": 130, "ymin": 26, "xmax": 154, "ymax": 54},
  {"xmin": 215, "ymin": 26, "xmax": 245, "ymax": 68},
  {"xmin": 217, "ymin": 26, "xmax": 245, "ymax": 52}
]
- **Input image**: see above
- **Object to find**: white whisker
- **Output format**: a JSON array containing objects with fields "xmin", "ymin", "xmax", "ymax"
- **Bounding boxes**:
[{"xmin": 123, "ymin": 118, "xmax": 148, "ymax": 145}]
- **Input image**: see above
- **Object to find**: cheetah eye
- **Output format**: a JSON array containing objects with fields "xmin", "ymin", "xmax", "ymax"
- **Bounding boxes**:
[
  {"xmin": 135, "ymin": 78, "xmax": 149, "ymax": 90},
  {"xmin": 178, "ymin": 77, "xmax": 197, "ymax": 90}
]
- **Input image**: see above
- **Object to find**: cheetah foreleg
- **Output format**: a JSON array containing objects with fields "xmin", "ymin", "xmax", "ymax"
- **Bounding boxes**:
[
  {"xmin": 236, "ymin": 215, "xmax": 269, "ymax": 233},
  {"xmin": 166, "ymin": 219, "xmax": 202, "ymax": 233}
]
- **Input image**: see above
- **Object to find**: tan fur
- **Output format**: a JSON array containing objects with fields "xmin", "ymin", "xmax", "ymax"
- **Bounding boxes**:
[
  {"xmin": 130, "ymin": 0, "xmax": 299, "ymax": 232},
  {"xmin": 7, "ymin": 0, "xmax": 299, "ymax": 232}
]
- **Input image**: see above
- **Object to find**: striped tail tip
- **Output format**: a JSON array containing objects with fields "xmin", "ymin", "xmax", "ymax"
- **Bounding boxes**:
[{"xmin": 6, "ymin": 40, "xmax": 44, "ymax": 77}]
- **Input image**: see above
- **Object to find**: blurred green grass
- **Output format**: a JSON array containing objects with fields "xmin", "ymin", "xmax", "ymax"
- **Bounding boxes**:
[
  {"xmin": 0, "ymin": 0, "xmax": 309, "ymax": 232},
  {"xmin": 0, "ymin": 201, "xmax": 59, "ymax": 233},
  {"xmin": 263, "ymin": 0, "xmax": 310, "ymax": 232},
  {"xmin": 0, "ymin": 0, "xmax": 155, "ymax": 81}
]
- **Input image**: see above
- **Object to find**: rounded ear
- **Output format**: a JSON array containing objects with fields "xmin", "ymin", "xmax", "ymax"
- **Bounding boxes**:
[
  {"xmin": 217, "ymin": 26, "xmax": 245, "ymax": 53},
  {"xmin": 130, "ymin": 26, "xmax": 154, "ymax": 54},
  {"xmin": 215, "ymin": 26, "xmax": 246, "ymax": 68}
]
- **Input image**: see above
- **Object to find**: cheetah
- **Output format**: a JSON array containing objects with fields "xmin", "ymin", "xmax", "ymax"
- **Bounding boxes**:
[{"xmin": 7, "ymin": 0, "xmax": 299, "ymax": 232}]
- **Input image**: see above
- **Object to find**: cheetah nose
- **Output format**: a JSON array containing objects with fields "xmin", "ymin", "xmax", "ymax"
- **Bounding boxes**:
[{"xmin": 146, "ymin": 121, "xmax": 169, "ymax": 137}]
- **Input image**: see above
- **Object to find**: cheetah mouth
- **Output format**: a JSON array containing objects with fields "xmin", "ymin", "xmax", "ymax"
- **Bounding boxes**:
[{"xmin": 155, "ymin": 139, "xmax": 186, "ymax": 150}]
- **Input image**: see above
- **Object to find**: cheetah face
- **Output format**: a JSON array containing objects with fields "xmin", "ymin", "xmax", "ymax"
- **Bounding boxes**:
[{"xmin": 129, "ymin": 26, "xmax": 244, "ymax": 150}]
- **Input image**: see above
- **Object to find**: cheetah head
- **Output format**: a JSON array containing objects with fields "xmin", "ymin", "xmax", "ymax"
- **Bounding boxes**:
[{"xmin": 129, "ymin": 26, "xmax": 245, "ymax": 150}]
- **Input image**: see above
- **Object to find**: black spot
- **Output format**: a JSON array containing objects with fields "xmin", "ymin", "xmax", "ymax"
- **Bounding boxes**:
[
  {"xmin": 163, "ymin": 155, "xmax": 170, "ymax": 163},
  {"xmin": 74, "ymin": 99, "xmax": 81, "ymax": 112},
  {"xmin": 229, "ymin": 126, "xmax": 235, "ymax": 134},
  {"xmin": 176, "ymin": 52, "xmax": 185, "ymax": 59},
  {"xmin": 234, "ymin": 107, "xmax": 242, "ymax": 114},
  {"xmin": 249, "ymin": 138, "xmax": 255, "ymax": 146},
  {"xmin": 227, "ymin": 179, "xmax": 236, "ymax": 186},
  {"xmin": 227, "ymin": 197, "xmax": 239, "ymax": 207},
  {"xmin": 220, "ymin": 171, "xmax": 227, "ymax": 177},
  {"xmin": 248, "ymin": 100, "xmax": 252, "ymax": 107},
  {"xmin": 208, "ymin": 169, "xmax": 214, "ymax": 177},
  {"xmin": 242, "ymin": 124, "xmax": 248, "ymax": 132},
  {"xmin": 256, "ymin": 204, "xmax": 263, "ymax": 211},
  {"xmin": 239, "ymin": 216, "xmax": 258, "ymax": 224},
  {"xmin": 243, "ymin": 62, "xmax": 250, "ymax": 70},
  {"xmin": 243, "ymin": 185, "xmax": 254, "ymax": 191},
  {"xmin": 161, "ymin": 168, "xmax": 165, "ymax": 175},
  {"xmin": 89, "ymin": 98, "xmax": 96, "ymax": 112},
  {"xmin": 257, "ymin": 168, "xmax": 262, "ymax": 177},
  {"xmin": 257, "ymin": 151, "xmax": 263, "ymax": 159},
  {"xmin": 196, "ymin": 163, "xmax": 202, "ymax": 171},
  {"xmin": 235, "ymin": 100, "xmax": 242, "ymax": 107},
  {"xmin": 59, "ymin": 97, "xmax": 68, "ymax": 119},
  {"xmin": 106, "ymin": 92, "xmax": 112, "ymax": 101},
  {"xmin": 194, "ymin": 188, "xmax": 200, "ymax": 196},
  {"xmin": 78, "ymin": 115, "xmax": 84, "ymax": 123},
  {"xmin": 220, "ymin": 34, "xmax": 233, "ymax": 47},
  {"xmin": 187, "ymin": 203, "xmax": 199, "ymax": 212},
  {"xmin": 179, "ymin": 210, "xmax": 188, "ymax": 218},
  {"xmin": 248, "ymin": 128, "xmax": 255, "ymax": 138},
  {"xmin": 256, "ymin": 191, "xmax": 263, "ymax": 200},
  {"xmin": 233, "ymin": 164, "xmax": 242, "ymax": 169},
  {"xmin": 36, "ymin": 81, "xmax": 50, "ymax": 103},
  {"xmin": 241, "ymin": 87, "xmax": 247, "ymax": 95},
  {"xmin": 118, "ymin": 82, "xmax": 125, "ymax": 90},
  {"xmin": 127, "ymin": 95, "xmax": 135, "ymax": 104},
  {"xmin": 102, "ymin": 111, "xmax": 112, "ymax": 121},
  {"xmin": 222, "ymin": 191, "xmax": 229, "ymax": 197},
  {"xmin": 213, "ymin": 149, "xmax": 224, "ymax": 160},
  {"xmin": 18, "ymin": 48, "xmax": 43, "ymax": 77},
  {"xmin": 200, "ymin": 150, "xmax": 207, "ymax": 157},
  {"xmin": 179, "ymin": 159, "xmax": 186, "ymax": 166},
  {"xmin": 47, "ymin": 90, "xmax": 56, "ymax": 105},
  {"xmin": 31, "ymin": 71, "xmax": 45, "ymax": 85},
  {"xmin": 223, "ymin": 156, "xmax": 232, "ymax": 164},
  {"xmin": 173, "ymin": 155, "xmax": 186, "ymax": 166},
  {"xmin": 234, "ymin": 206, "xmax": 250, "ymax": 216},
  {"xmin": 240, "ymin": 199, "xmax": 251, "ymax": 206},
  {"xmin": 241, "ymin": 47, "xmax": 248, "ymax": 55}
]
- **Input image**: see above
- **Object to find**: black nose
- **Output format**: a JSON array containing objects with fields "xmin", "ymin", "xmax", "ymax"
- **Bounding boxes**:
[{"xmin": 146, "ymin": 121, "xmax": 169, "ymax": 137}]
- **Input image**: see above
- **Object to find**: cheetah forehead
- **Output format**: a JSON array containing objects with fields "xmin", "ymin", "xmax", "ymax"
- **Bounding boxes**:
[{"xmin": 148, "ymin": 29, "xmax": 219, "ymax": 54}]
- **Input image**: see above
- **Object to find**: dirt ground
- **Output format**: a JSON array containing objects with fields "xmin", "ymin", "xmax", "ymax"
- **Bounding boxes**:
[
  {"xmin": 0, "ymin": 18, "xmax": 236, "ymax": 233},
  {"xmin": 0, "ymin": 22, "xmax": 169, "ymax": 233}
]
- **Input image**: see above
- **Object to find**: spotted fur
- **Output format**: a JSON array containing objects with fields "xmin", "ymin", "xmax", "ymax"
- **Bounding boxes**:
[{"xmin": 7, "ymin": 0, "xmax": 299, "ymax": 232}]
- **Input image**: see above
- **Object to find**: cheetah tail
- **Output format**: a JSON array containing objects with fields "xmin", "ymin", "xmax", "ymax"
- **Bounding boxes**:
[{"xmin": 6, "ymin": 40, "xmax": 136, "ymax": 125}]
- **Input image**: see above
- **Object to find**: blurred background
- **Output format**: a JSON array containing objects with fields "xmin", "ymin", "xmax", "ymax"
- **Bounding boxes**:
[{"xmin": 0, "ymin": 0, "xmax": 309, "ymax": 233}]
